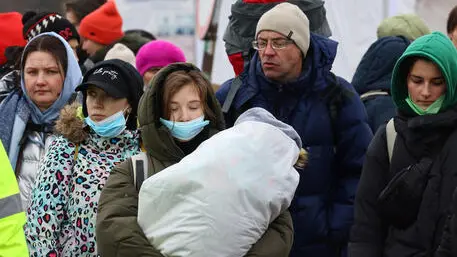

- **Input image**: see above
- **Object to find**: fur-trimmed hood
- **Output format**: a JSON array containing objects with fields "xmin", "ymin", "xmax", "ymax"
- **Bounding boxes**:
[{"xmin": 54, "ymin": 102, "xmax": 88, "ymax": 143}]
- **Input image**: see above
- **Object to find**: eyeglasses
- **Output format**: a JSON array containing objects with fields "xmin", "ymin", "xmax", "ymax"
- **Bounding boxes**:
[{"xmin": 252, "ymin": 38, "xmax": 294, "ymax": 50}]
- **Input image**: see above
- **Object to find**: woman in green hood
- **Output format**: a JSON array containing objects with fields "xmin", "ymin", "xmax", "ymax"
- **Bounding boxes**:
[
  {"xmin": 349, "ymin": 32, "xmax": 457, "ymax": 257},
  {"xmin": 95, "ymin": 63, "xmax": 294, "ymax": 257}
]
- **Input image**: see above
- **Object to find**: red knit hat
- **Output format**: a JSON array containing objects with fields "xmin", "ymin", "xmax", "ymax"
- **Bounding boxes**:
[
  {"xmin": 79, "ymin": 1, "xmax": 124, "ymax": 45},
  {"xmin": 0, "ymin": 12, "xmax": 27, "ymax": 65}
]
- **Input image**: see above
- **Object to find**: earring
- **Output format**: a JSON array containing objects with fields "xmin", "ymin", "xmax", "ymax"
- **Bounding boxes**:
[{"xmin": 123, "ymin": 107, "xmax": 132, "ymax": 120}]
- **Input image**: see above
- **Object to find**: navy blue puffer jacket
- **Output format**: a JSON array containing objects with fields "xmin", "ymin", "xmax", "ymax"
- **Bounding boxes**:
[{"xmin": 216, "ymin": 33, "xmax": 373, "ymax": 257}]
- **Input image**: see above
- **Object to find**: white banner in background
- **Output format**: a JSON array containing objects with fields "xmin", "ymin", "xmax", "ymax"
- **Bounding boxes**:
[
  {"xmin": 116, "ymin": 0, "xmax": 196, "ymax": 63},
  {"xmin": 116, "ymin": 0, "xmax": 456, "ymax": 84}
]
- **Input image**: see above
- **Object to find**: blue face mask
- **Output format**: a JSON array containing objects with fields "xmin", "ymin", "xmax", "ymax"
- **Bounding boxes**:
[
  {"xmin": 160, "ymin": 115, "xmax": 210, "ymax": 141},
  {"xmin": 85, "ymin": 110, "xmax": 128, "ymax": 138}
]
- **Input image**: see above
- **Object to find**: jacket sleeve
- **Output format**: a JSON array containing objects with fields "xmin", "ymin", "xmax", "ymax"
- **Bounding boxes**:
[
  {"xmin": 245, "ymin": 210, "xmax": 294, "ymax": 257},
  {"xmin": 434, "ymin": 188, "xmax": 457, "ymax": 257},
  {"xmin": 329, "ymin": 78, "xmax": 374, "ymax": 246},
  {"xmin": 96, "ymin": 158, "xmax": 165, "ymax": 257},
  {"xmin": 24, "ymin": 137, "xmax": 73, "ymax": 256},
  {"xmin": 0, "ymin": 142, "xmax": 28, "ymax": 257},
  {"xmin": 348, "ymin": 124, "xmax": 389, "ymax": 257},
  {"xmin": 434, "ymin": 215, "xmax": 453, "ymax": 257}
]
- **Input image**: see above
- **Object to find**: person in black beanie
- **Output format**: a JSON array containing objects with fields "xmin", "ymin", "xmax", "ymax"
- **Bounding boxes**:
[{"xmin": 22, "ymin": 11, "xmax": 80, "ymax": 59}]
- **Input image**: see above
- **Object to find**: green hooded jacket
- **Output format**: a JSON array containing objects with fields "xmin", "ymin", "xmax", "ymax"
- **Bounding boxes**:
[
  {"xmin": 391, "ymin": 31, "xmax": 457, "ymax": 114},
  {"xmin": 96, "ymin": 63, "xmax": 294, "ymax": 257}
]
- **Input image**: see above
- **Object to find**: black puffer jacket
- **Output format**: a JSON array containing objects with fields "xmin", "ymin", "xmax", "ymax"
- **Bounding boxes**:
[
  {"xmin": 349, "ymin": 109, "xmax": 457, "ymax": 257},
  {"xmin": 435, "ymin": 188, "xmax": 457, "ymax": 257}
]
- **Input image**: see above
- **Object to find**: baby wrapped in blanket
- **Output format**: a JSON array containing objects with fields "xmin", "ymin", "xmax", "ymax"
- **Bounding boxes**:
[{"xmin": 137, "ymin": 107, "xmax": 306, "ymax": 257}]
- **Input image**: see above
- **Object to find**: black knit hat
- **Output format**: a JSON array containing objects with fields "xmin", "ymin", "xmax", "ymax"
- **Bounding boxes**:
[
  {"xmin": 76, "ymin": 59, "xmax": 144, "ymax": 130},
  {"xmin": 22, "ymin": 11, "xmax": 80, "ymax": 42}
]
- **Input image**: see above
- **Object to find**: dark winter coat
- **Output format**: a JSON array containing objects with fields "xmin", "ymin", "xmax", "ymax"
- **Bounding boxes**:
[
  {"xmin": 435, "ymin": 185, "xmax": 457, "ymax": 257},
  {"xmin": 352, "ymin": 36, "xmax": 410, "ymax": 133},
  {"xmin": 216, "ymin": 33, "xmax": 373, "ymax": 257},
  {"xmin": 350, "ymin": 110, "xmax": 457, "ymax": 257},
  {"xmin": 349, "ymin": 32, "xmax": 457, "ymax": 257}
]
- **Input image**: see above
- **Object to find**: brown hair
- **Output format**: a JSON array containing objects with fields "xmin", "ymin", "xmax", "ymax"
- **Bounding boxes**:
[
  {"xmin": 21, "ymin": 35, "xmax": 68, "ymax": 76},
  {"xmin": 64, "ymin": 0, "xmax": 107, "ymax": 24},
  {"xmin": 161, "ymin": 70, "xmax": 217, "ymax": 124},
  {"xmin": 448, "ymin": 5, "xmax": 457, "ymax": 34}
]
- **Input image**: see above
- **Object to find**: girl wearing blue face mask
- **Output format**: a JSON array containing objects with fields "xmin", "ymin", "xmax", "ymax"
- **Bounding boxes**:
[
  {"xmin": 25, "ymin": 59, "xmax": 143, "ymax": 257},
  {"xmin": 96, "ymin": 63, "xmax": 294, "ymax": 257}
]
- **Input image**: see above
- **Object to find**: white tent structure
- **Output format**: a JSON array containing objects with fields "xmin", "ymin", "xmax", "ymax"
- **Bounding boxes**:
[
  {"xmin": 196, "ymin": 0, "xmax": 455, "ymax": 84},
  {"xmin": 117, "ymin": 0, "xmax": 455, "ymax": 84}
]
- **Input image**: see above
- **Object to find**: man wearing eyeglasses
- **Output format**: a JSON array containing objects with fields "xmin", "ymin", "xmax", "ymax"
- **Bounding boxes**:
[{"xmin": 216, "ymin": 2, "xmax": 372, "ymax": 257}]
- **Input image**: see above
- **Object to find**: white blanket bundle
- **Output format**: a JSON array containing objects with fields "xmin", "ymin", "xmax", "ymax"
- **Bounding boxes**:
[{"xmin": 138, "ymin": 118, "xmax": 300, "ymax": 257}]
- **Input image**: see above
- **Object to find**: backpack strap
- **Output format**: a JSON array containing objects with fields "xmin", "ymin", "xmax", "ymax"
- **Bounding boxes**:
[
  {"xmin": 131, "ymin": 152, "xmax": 149, "ymax": 191},
  {"xmin": 222, "ymin": 50, "xmax": 251, "ymax": 114},
  {"xmin": 222, "ymin": 76, "xmax": 243, "ymax": 113},
  {"xmin": 360, "ymin": 90, "xmax": 389, "ymax": 102},
  {"xmin": 386, "ymin": 118, "xmax": 397, "ymax": 162},
  {"xmin": 321, "ymin": 72, "xmax": 345, "ymax": 145}
]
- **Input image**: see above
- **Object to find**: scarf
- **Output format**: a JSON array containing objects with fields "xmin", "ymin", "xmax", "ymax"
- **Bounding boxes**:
[
  {"xmin": 0, "ymin": 90, "xmax": 30, "ymax": 168},
  {"xmin": 0, "ymin": 32, "xmax": 82, "ymax": 170}
]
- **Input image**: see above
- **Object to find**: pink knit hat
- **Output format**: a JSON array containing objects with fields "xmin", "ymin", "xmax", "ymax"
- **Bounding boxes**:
[{"xmin": 135, "ymin": 40, "xmax": 186, "ymax": 76}]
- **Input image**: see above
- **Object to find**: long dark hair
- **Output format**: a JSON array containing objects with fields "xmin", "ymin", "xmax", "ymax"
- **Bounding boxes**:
[{"xmin": 21, "ymin": 35, "xmax": 68, "ymax": 76}]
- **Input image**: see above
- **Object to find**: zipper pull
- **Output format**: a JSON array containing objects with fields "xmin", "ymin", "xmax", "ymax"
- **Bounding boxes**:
[{"xmin": 278, "ymin": 84, "xmax": 283, "ymax": 92}]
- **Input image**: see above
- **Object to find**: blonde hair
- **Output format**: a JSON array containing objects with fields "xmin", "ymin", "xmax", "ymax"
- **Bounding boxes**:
[{"xmin": 294, "ymin": 148, "xmax": 308, "ymax": 169}]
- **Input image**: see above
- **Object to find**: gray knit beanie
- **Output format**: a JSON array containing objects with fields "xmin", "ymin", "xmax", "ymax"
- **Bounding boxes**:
[
  {"xmin": 234, "ymin": 107, "xmax": 302, "ymax": 149},
  {"xmin": 104, "ymin": 43, "xmax": 136, "ymax": 68},
  {"xmin": 255, "ymin": 2, "xmax": 310, "ymax": 56}
]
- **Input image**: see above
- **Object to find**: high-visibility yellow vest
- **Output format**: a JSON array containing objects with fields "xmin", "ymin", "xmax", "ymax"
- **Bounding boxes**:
[{"xmin": 0, "ymin": 141, "xmax": 28, "ymax": 257}]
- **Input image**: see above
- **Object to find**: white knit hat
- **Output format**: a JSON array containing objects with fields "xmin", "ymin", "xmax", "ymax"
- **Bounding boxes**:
[
  {"xmin": 255, "ymin": 2, "xmax": 310, "ymax": 56},
  {"xmin": 235, "ymin": 107, "xmax": 302, "ymax": 149},
  {"xmin": 104, "ymin": 43, "xmax": 136, "ymax": 68}
]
